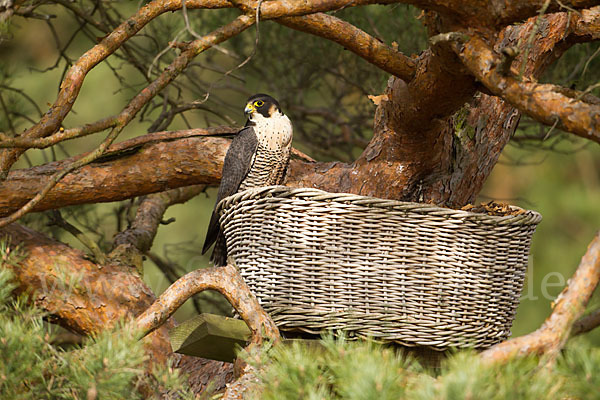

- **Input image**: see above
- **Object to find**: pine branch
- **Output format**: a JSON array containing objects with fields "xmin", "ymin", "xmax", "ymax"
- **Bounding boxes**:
[{"xmin": 110, "ymin": 185, "xmax": 206, "ymax": 269}]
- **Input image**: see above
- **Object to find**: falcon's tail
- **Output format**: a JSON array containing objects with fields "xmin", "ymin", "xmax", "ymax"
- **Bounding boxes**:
[{"xmin": 210, "ymin": 232, "xmax": 227, "ymax": 267}]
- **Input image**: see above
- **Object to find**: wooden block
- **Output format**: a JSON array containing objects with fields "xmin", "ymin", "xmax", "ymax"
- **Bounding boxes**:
[
  {"xmin": 170, "ymin": 313, "xmax": 251, "ymax": 362},
  {"xmin": 170, "ymin": 314, "xmax": 327, "ymax": 362}
]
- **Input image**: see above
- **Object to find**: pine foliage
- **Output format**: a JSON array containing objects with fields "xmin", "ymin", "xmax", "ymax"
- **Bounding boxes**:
[
  {"xmin": 0, "ymin": 241, "xmax": 195, "ymax": 399},
  {"xmin": 249, "ymin": 334, "xmax": 600, "ymax": 400}
]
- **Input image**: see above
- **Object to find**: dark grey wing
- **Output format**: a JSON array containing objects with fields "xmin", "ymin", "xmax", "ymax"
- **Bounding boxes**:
[{"xmin": 202, "ymin": 127, "xmax": 258, "ymax": 255}]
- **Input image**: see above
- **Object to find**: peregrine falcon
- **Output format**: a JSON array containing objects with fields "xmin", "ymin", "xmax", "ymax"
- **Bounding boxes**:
[{"xmin": 202, "ymin": 94, "xmax": 293, "ymax": 266}]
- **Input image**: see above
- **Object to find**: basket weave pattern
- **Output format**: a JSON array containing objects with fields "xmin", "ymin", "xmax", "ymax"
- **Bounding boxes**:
[{"xmin": 217, "ymin": 186, "xmax": 542, "ymax": 349}]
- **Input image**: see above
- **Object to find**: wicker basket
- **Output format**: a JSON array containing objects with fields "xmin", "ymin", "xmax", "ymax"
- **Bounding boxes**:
[{"xmin": 217, "ymin": 186, "xmax": 542, "ymax": 350}]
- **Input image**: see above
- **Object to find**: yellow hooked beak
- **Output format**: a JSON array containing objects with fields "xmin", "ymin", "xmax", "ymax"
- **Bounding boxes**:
[{"xmin": 244, "ymin": 102, "xmax": 255, "ymax": 115}]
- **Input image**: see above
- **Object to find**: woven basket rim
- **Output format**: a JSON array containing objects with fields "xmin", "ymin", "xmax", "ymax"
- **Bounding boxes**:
[{"xmin": 217, "ymin": 185, "xmax": 542, "ymax": 225}]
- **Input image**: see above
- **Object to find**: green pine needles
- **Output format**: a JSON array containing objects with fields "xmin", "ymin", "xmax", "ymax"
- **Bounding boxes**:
[
  {"xmin": 0, "ymin": 249, "xmax": 195, "ymax": 400},
  {"xmin": 248, "ymin": 334, "xmax": 600, "ymax": 400}
]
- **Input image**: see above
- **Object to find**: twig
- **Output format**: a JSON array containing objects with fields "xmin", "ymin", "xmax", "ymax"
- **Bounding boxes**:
[
  {"xmin": 542, "ymin": 117, "xmax": 559, "ymax": 141},
  {"xmin": 181, "ymin": 0, "xmax": 239, "ymax": 59},
  {"xmin": 0, "ymin": 93, "xmax": 16, "ymax": 136},
  {"xmin": 291, "ymin": 147, "xmax": 316, "ymax": 163},
  {"xmin": 2, "ymin": 0, "xmax": 398, "ymax": 172},
  {"xmin": 48, "ymin": 210, "xmax": 108, "ymax": 265},
  {"xmin": 185, "ymin": 0, "xmax": 264, "ymax": 109},
  {"xmin": 580, "ymin": 41, "xmax": 600, "ymax": 79},
  {"xmin": 518, "ymin": 0, "xmax": 551, "ymax": 80},
  {"xmin": 0, "ymin": 128, "xmax": 239, "ymax": 218},
  {"xmin": 0, "ymin": 0, "xmax": 236, "ymax": 175},
  {"xmin": 572, "ymin": 308, "xmax": 600, "ymax": 336},
  {"xmin": 111, "ymin": 186, "xmax": 205, "ymax": 259},
  {"xmin": 576, "ymin": 82, "xmax": 600, "ymax": 100},
  {"xmin": 555, "ymin": 0, "xmax": 581, "ymax": 15},
  {"xmin": 0, "ymin": 84, "xmax": 44, "ymax": 117},
  {"xmin": 497, "ymin": 46, "xmax": 520, "ymax": 76},
  {"xmin": 429, "ymin": 31, "xmax": 470, "ymax": 46},
  {"xmin": 0, "ymin": 116, "xmax": 118, "ymax": 149},
  {"xmin": 109, "ymin": 185, "xmax": 205, "ymax": 273},
  {"xmin": 147, "ymin": 28, "xmax": 187, "ymax": 78},
  {"xmin": 1, "ymin": 13, "xmax": 252, "ymax": 154},
  {"xmin": 147, "ymin": 100, "xmax": 237, "ymax": 133},
  {"xmin": 0, "ymin": 13, "xmax": 253, "ymax": 225}
]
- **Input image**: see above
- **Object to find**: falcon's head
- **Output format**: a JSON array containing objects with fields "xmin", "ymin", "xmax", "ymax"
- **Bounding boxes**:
[{"xmin": 244, "ymin": 94, "xmax": 283, "ymax": 121}]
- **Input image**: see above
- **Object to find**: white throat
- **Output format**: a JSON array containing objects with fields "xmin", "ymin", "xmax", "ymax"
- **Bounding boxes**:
[{"xmin": 248, "ymin": 110, "xmax": 293, "ymax": 150}]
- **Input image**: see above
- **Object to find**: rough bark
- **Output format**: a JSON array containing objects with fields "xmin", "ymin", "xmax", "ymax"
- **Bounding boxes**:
[
  {"xmin": 0, "ymin": 130, "xmax": 314, "ymax": 219},
  {"xmin": 572, "ymin": 6, "xmax": 600, "ymax": 41},
  {"xmin": 393, "ymin": 0, "xmax": 600, "ymax": 29},
  {"xmin": 453, "ymin": 35, "xmax": 600, "ymax": 139}
]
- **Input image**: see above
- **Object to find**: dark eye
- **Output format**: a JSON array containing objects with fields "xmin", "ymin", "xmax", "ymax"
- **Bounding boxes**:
[{"xmin": 254, "ymin": 100, "xmax": 264, "ymax": 107}]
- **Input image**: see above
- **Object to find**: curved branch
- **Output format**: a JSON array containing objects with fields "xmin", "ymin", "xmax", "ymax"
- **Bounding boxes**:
[
  {"xmin": 235, "ymin": 0, "xmax": 402, "ymax": 18},
  {"xmin": 0, "ymin": 126, "xmax": 123, "ymax": 229},
  {"xmin": 239, "ymin": 0, "xmax": 598, "ymax": 28},
  {"xmin": 0, "ymin": 116, "xmax": 118, "ymax": 149},
  {"xmin": 0, "ymin": 15, "xmax": 253, "ymax": 226},
  {"xmin": 112, "ymin": 186, "xmax": 205, "ymax": 254},
  {"xmin": 452, "ymin": 35, "xmax": 600, "ymax": 142},
  {"xmin": 0, "ymin": 0, "xmax": 410, "ymax": 161},
  {"xmin": 135, "ymin": 262, "xmax": 280, "ymax": 344},
  {"xmin": 277, "ymin": 12, "xmax": 416, "ymax": 81},
  {"xmin": 480, "ymin": 231, "xmax": 600, "ymax": 364},
  {"xmin": 137, "ymin": 263, "xmax": 277, "ymax": 399},
  {"xmin": 48, "ymin": 210, "xmax": 109, "ymax": 264},
  {"xmin": 0, "ymin": 127, "xmax": 316, "ymax": 218}
]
